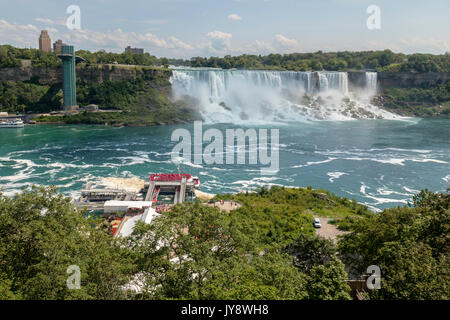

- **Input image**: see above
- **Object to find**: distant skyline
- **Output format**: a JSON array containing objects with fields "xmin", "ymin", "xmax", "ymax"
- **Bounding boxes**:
[{"xmin": 0, "ymin": 0, "xmax": 449, "ymax": 58}]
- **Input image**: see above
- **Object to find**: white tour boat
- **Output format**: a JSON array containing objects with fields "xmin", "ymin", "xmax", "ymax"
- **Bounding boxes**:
[{"xmin": 0, "ymin": 119, "xmax": 25, "ymax": 128}]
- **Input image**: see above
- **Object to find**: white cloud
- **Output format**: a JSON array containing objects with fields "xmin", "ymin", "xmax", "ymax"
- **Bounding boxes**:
[
  {"xmin": 35, "ymin": 17, "xmax": 67, "ymax": 27},
  {"xmin": 228, "ymin": 14, "xmax": 242, "ymax": 21},
  {"xmin": 168, "ymin": 36, "xmax": 193, "ymax": 50},
  {"xmin": 0, "ymin": 19, "xmax": 195, "ymax": 56},
  {"xmin": 205, "ymin": 30, "xmax": 233, "ymax": 54},
  {"xmin": 63, "ymin": 28, "xmax": 171, "ymax": 51},
  {"xmin": 0, "ymin": 19, "xmax": 40, "ymax": 47},
  {"xmin": 35, "ymin": 18, "xmax": 54, "ymax": 25},
  {"xmin": 207, "ymin": 30, "xmax": 233, "ymax": 40},
  {"xmin": 274, "ymin": 34, "xmax": 299, "ymax": 48},
  {"xmin": 1, "ymin": 18, "xmax": 448, "ymax": 57}
]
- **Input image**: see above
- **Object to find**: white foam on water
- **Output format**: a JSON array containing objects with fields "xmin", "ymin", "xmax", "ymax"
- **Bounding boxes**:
[
  {"xmin": 171, "ymin": 156, "xmax": 203, "ymax": 169},
  {"xmin": 376, "ymin": 187, "xmax": 412, "ymax": 197},
  {"xmin": 360, "ymin": 183, "xmax": 367, "ymax": 195},
  {"xmin": 403, "ymin": 186, "xmax": 420, "ymax": 194},
  {"xmin": 410, "ymin": 158, "xmax": 448, "ymax": 164},
  {"xmin": 327, "ymin": 172, "xmax": 348, "ymax": 183},
  {"xmin": 291, "ymin": 157, "xmax": 337, "ymax": 168}
]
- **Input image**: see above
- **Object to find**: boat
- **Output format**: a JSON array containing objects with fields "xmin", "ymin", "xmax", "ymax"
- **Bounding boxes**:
[{"xmin": 0, "ymin": 119, "xmax": 25, "ymax": 128}]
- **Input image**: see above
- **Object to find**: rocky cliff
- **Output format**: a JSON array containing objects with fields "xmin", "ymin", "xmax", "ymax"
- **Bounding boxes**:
[{"xmin": 377, "ymin": 72, "xmax": 450, "ymax": 90}]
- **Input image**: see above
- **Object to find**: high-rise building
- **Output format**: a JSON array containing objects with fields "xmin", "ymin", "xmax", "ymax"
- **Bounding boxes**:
[
  {"xmin": 125, "ymin": 46, "xmax": 144, "ymax": 55},
  {"xmin": 39, "ymin": 30, "xmax": 51, "ymax": 52},
  {"xmin": 53, "ymin": 40, "xmax": 67, "ymax": 53}
]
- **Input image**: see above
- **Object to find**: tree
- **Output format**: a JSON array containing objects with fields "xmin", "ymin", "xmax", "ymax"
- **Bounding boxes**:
[
  {"xmin": 338, "ymin": 189, "xmax": 450, "ymax": 299},
  {"xmin": 311, "ymin": 60, "xmax": 323, "ymax": 71},
  {"xmin": 124, "ymin": 202, "xmax": 312, "ymax": 300},
  {"xmin": 160, "ymin": 58, "xmax": 170, "ymax": 68},
  {"xmin": 283, "ymin": 233, "xmax": 336, "ymax": 272},
  {"xmin": 198, "ymin": 252, "xmax": 308, "ymax": 300},
  {"xmin": 0, "ymin": 186, "xmax": 133, "ymax": 300},
  {"xmin": 369, "ymin": 241, "xmax": 448, "ymax": 300},
  {"xmin": 304, "ymin": 257, "xmax": 351, "ymax": 300}
]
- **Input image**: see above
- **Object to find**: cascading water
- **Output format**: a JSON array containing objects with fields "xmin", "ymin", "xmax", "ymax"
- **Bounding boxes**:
[
  {"xmin": 365, "ymin": 72, "xmax": 378, "ymax": 93},
  {"xmin": 170, "ymin": 68, "xmax": 398, "ymax": 123}
]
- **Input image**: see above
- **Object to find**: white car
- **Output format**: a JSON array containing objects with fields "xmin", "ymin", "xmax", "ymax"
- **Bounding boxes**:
[{"xmin": 313, "ymin": 218, "xmax": 322, "ymax": 228}]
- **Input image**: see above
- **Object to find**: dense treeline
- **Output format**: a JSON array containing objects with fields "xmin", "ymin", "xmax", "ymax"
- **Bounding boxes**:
[
  {"xmin": 0, "ymin": 45, "xmax": 167, "ymax": 69},
  {"xmin": 2, "ymin": 45, "xmax": 449, "ymax": 73},
  {"xmin": 188, "ymin": 50, "xmax": 450, "ymax": 72},
  {"xmin": 76, "ymin": 49, "xmax": 168, "ymax": 67},
  {"xmin": 1, "ymin": 185, "xmax": 447, "ymax": 300},
  {"xmin": 0, "ymin": 45, "xmax": 61, "ymax": 69}
]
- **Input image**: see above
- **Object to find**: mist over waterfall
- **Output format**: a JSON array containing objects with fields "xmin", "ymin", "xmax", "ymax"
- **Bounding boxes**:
[{"xmin": 170, "ymin": 68, "xmax": 398, "ymax": 123}]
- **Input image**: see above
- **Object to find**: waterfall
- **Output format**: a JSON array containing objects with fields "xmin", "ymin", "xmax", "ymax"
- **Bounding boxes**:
[
  {"xmin": 170, "ymin": 68, "xmax": 398, "ymax": 122},
  {"xmin": 365, "ymin": 72, "xmax": 378, "ymax": 92}
]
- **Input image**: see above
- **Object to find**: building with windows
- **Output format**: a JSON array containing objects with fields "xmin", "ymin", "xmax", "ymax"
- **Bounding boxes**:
[
  {"xmin": 39, "ymin": 30, "xmax": 51, "ymax": 52},
  {"xmin": 125, "ymin": 46, "xmax": 144, "ymax": 55},
  {"xmin": 53, "ymin": 40, "xmax": 67, "ymax": 53}
]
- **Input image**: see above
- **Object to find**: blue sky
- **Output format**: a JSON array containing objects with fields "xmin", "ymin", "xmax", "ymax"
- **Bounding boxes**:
[{"xmin": 0, "ymin": 0, "xmax": 449, "ymax": 57}]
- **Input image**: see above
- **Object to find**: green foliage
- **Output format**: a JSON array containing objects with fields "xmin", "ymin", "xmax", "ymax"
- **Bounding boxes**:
[
  {"xmin": 25, "ymin": 69, "xmax": 200, "ymax": 126},
  {"xmin": 304, "ymin": 257, "xmax": 351, "ymax": 300},
  {"xmin": 0, "ymin": 45, "xmax": 61, "ymax": 69},
  {"xmin": 124, "ymin": 199, "xmax": 351, "ymax": 300},
  {"xmin": 0, "ymin": 81, "xmax": 62, "ymax": 113},
  {"xmin": 76, "ymin": 50, "xmax": 159, "ymax": 67},
  {"xmin": 369, "ymin": 241, "xmax": 448, "ymax": 300},
  {"xmin": 0, "ymin": 45, "xmax": 21, "ymax": 68},
  {"xmin": 379, "ymin": 81, "xmax": 450, "ymax": 117},
  {"xmin": 1, "ymin": 185, "xmax": 446, "ymax": 300},
  {"xmin": 187, "ymin": 50, "xmax": 450, "ymax": 72},
  {"xmin": 124, "ymin": 202, "xmax": 309, "ymax": 300},
  {"xmin": 76, "ymin": 78, "xmax": 147, "ymax": 109},
  {"xmin": 338, "ymin": 189, "xmax": 449, "ymax": 299},
  {"xmin": 215, "ymin": 186, "xmax": 369, "ymax": 247},
  {"xmin": 283, "ymin": 233, "xmax": 336, "ymax": 272},
  {"xmin": 0, "ymin": 186, "xmax": 133, "ymax": 300}
]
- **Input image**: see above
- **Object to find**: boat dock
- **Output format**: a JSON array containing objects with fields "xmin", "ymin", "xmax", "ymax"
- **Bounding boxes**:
[{"xmin": 75, "ymin": 174, "xmax": 200, "ymax": 213}]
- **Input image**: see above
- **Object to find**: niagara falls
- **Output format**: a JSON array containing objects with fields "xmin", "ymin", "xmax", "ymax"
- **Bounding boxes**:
[{"xmin": 170, "ymin": 68, "xmax": 400, "ymax": 123}]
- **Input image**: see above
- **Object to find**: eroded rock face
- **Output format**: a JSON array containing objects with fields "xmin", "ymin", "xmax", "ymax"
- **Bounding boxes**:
[
  {"xmin": 377, "ymin": 72, "xmax": 450, "ymax": 90},
  {"xmin": 0, "ymin": 67, "xmax": 33, "ymax": 82}
]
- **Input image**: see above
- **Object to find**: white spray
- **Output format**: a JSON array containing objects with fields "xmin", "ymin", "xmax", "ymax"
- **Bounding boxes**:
[{"xmin": 170, "ymin": 68, "xmax": 398, "ymax": 123}]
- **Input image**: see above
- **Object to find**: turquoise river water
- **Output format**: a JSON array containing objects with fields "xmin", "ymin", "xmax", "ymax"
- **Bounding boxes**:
[{"xmin": 0, "ymin": 118, "xmax": 449, "ymax": 212}]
